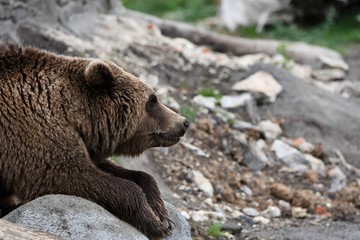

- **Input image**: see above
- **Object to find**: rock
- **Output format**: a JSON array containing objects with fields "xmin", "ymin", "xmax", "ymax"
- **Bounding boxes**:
[
  {"xmin": 232, "ymin": 71, "xmax": 283, "ymax": 103},
  {"xmin": 221, "ymin": 221, "xmax": 243, "ymax": 234},
  {"xmin": 240, "ymin": 185, "xmax": 253, "ymax": 197},
  {"xmin": 269, "ymin": 183, "xmax": 293, "ymax": 202},
  {"xmin": 318, "ymin": 55, "xmax": 349, "ymax": 71},
  {"xmin": 245, "ymin": 96, "xmax": 261, "ymax": 124},
  {"xmin": 232, "ymin": 120, "xmax": 255, "ymax": 131},
  {"xmin": 257, "ymin": 120, "xmax": 282, "ymax": 141},
  {"xmin": 278, "ymin": 200, "xmax": 291, "ymax": 210},
  {"xmin": 261, "ymin": 206, "xmax": 281, "ymax": 218},
  {"xmin": 302, "ymin": 170, "xmax": 319, "ymax": 183},
  {"xmin": 312, "ymin": 69, "xmax": 346, "ymax": 82},
  {"xmin": 222, "ymin": 184, "xmax": 236, "ymax": 203},
  {"xmin": 220, "ymin": 93, "xmax": 252, "ymax": 109},
  {"xmin": 289, "ymin": 63, "xmax": 312, "ymax": 79},
  {"xmin": 242, "ymin": 207, "xmax": 259, "ymax": 217},
  {"xmin": 161, "ymin": 96, "xmax": 180, "ymax": 112},
  {"xmin": 282, "ymin": 137, "xmax": 315, "ymax": 153},
  {"xmin": 271, "ymin": 140, "xmax": 309, "ymax": 172},
  {"xmin": 304, "ymin": 154, "xmax": 326, "ymax": 175},
  {"xmin": 328, "ymin": 166, "xmax": 347, "ymax": 192},
  {"xmin": 253, "ymin": 216, "xmax": 270, "ymax": 225},
  {"xmin": 139, "ymin": 72, "xmax": 159, "ymax": 88},
  {"xmin": 292, "ymin": 190, "xmax": 313, "ymax": 208},
  {"xmin": 234, "ymin": 53, "xmax": 271, "ymax": 69},
  {"xmin": 3, "ymin": 195, "xmax": 191, "ymax": 240},
  {"xmin": 192, "ymin": 95, "xmax": 217, "ymax": 109},
  {"xmin": 186, "ymin": 170, "xmax": 214, "ymax": 197},
  {"xmin": 190, "ymin": 210, "xmax": 225, "ymax": 222},
  {"xmin": 244, "ymin": 139, "xmax": 271, "ymax": 171},
  {"xmin": 291, "ymin": 207, "xmax": 307, "ymax": 218},
  {"xmin": 181, "ymin": 142, "xmax": 209, "ymax": 158}
]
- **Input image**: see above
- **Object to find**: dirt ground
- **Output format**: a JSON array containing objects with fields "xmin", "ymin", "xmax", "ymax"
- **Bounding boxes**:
[{"xmin": 145, "ymin": 44, "xmax": 360, "ymax": 240}]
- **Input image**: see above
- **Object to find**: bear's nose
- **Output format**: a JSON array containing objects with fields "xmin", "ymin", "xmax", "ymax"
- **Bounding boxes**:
[{"xmin": 183, "ymin": 119, "xmax": 190, "ymax": 129}]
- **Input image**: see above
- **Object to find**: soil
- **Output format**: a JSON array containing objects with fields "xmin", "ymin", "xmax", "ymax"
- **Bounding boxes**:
[{"xmin": 146, "ymin": 44, "xmax": 360, "ymax": 239}]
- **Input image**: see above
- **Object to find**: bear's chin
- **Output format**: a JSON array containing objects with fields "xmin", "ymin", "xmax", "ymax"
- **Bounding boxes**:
[{"xmin": 155, "ymin": 132, "xmax": 181, "ymax": 147}]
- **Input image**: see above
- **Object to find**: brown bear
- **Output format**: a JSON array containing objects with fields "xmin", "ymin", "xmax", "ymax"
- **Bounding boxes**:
[{"xmin": 0, "ymin": 44, "xmax": 190, "ymax": 239}]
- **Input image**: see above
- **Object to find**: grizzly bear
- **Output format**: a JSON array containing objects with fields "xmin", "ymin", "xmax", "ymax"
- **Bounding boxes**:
[{"xmin": 0, "ymin": 44, "xmax": 190, "ymax": 239}]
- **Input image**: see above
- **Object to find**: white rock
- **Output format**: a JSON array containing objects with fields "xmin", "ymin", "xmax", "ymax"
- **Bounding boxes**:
[
  {"xmin": 244, "ymin": 139, "xmax": 271, "ymax": 171},
  {"xmin": 278, "ymin": 200, "xmax": 291, "ymax": 210},
  {"xmin": 234, "ymin": 53, "xmax": 271, "ymax": 69},
  {"xmin": 257, "ymin": 120, "xmax": 282, "ymax": 140},
  {"xmin": 312, "ymin": 69, "xmax": 346, "ymax": 82},
  {"xmin": 192, "ymin": 95, "xmax": 217, "ymax": 109},
  {"xmin": 220, "ymin": 93, "xmax": 252, "ymax": 109},
  {"xmin": 318, "ymin": 55, "xmax": 349, "ymax": 71},
  {"xmin": 187, "ymin": 170, "xmax": 214, "ymax": 197},
  {"xmin": 232, "ymin": 119, "xmax": 255, "ymax": 131},
  {"xmin": 242, "ymin": 207, "xmax": 259, "ymax": 217},
  {"xmin": 181, "ymin": 211, "xmax": 191, "ymax": 220},
  {"xmin": 290, "ymin": 63, "xmax": 312, "ymax": 79},
  {"xmin": 304, "ymin": 154, "xmax": 326, "ymax": 175},
  {"xmin": 232, "ymin": 71, "xmax": 283, "ymax": 103},
  {"xmin": 181, "ymin": 142, "xmax": 209, "ymax": 158},
  {"xmin": 291, "ymin": 207, "xmax": 307, "ymax": 218},
  {"xmin": 214, "ymin": 107, "xmax": 236, "ymax": 122},
  {"xmin": 162, "ymin": 96, "xmax": 180, "ymax": 112},
  {"xmin": 271, "ymin": 140, "xmax": 309, "ymax": 172},
  {"xmin": 253, "ymin": 216, "xmax": 270, "ymax": 225},
  {"xmin": 191, "ymin": 210, "xmax": 209, "ymax": 222},
  {"xmin": 261, "ymin": 206, "xmax": 281, "ymax": 218},
  {"xmin": 240, "ymin": 185, "xmax": 253, "ymax": 197},
  {"xmin": 231, "ymin": 210, "xmax": 244, "ymax": 218},
  {"xmin": 328, "ymin": 166, "xmax": 347, "ymax": 192}
]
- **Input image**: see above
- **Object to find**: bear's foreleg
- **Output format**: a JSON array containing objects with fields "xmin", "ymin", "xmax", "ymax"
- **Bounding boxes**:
[{"xmin": 96, "ymin": 159, "xmax": 172, "ymax": 230}]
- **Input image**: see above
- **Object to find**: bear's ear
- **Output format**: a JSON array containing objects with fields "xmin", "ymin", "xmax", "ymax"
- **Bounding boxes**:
[{"xmin": 84, "ymin": 61, "xmax": 115, "ymax": 91}]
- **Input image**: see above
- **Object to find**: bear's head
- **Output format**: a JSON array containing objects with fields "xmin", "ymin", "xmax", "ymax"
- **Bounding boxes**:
[{"xmin": 82, "ymin": 60, "xmax": 190, "ymax": 158}]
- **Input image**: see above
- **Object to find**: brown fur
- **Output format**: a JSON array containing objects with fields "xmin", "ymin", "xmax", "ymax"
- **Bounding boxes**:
[{"xmin": 0, "ymin": 45, "xmax": 189, "ymax": 239}]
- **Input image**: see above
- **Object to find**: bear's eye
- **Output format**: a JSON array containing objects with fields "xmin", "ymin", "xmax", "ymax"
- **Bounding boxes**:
[{"xmin": 148, "ymin": 94, "xmax": 158, "ymax": 105}]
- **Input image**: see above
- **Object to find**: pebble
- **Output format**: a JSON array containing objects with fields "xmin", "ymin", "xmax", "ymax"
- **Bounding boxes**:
[
  {"xmin": 257, "ymin": 120, "xmax": 282, "ymax": 140},
  {"xmin": 242, "ymin": 207, "xmax": 259, "ymax": 217},
  {"xmin": 240, "ymin": 185, "xmax": 253, "ymax": 197},
  {"xmin": 220, "ymin": 93, "xmax": 252, "ymax": 109},
  {"xmin": 261, "ymin": 206, "xmax": 281, "ymax": 218},
  {"xmin": 291, "ymin": 207, "xmax": 307, "ymax": 218},
  {"xmin": 312, "ymin": 68, "xmax": 346, "ymax": 82},
  {"xmin": 328, "ymin": 166, "xmax": 347, "ymax": 192},
  {"xmin": 191, "ymin": 210, "xmax": 209, "ymax": 222},
  {"xmin": 304, "ymin": 154, "xmax": 326, "ymax": 175},
  {"xmin": 269, "ymin": 183, "xmax": 293, "ymax": 202},
  {"xmin": 187, "ymin": 170, "xmax": 214, "ymax": 197},
  {"xmin": 278, "ymin": 200, "xmax": 291, "ymax": 210},
  {"xmin": 318, "ymin": 55, "xmax": 349, "ymax": 71},
  {"xmin": 253, "ymin": 216, "xmax": 270, "ymax": 225},
  {"xmin": 180, "ymin": 211, "xmax": 191, "ymax": 220},
  {"xmin": 232, "ymin": 71, "xmax": 283, "ymax": 103}
]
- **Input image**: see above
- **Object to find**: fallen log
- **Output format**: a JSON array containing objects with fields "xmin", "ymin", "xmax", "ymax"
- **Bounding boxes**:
[{"xmin": 124, "ymin": 10, "xmax": 341, "ymax": 65}]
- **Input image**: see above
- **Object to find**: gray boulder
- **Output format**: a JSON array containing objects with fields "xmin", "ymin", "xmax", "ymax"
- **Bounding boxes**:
[{"xmin": 3, "ymin": 195, "xmax": 191, "ymax": 240}]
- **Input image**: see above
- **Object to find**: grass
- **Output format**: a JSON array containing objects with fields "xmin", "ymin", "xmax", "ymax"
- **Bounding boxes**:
[
  {"xmin": 198, "ymin": 87, "xmax": 223, "ymax": 100},
  {"xmin": 122, "ymin": 0, "xmax": 216, "ymax": 22},
  {"xmin": 180, "ymin": 106, "xmax": 198, "ymax": 122},
  {"xmin": 206, "ymin": 222, "xmax": 225, "ymax": 238},
  {"xmin": 237, "ymin": 8, "xmax": 360, "ymax": 53}
]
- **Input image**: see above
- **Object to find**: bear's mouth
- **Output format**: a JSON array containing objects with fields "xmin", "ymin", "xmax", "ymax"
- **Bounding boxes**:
[{"xmin": 155, "ymin": 132, "xmax": 181, "ymax": 146}]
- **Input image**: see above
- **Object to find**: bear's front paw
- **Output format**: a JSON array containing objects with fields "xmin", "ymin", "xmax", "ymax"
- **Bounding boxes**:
[{"xmin": 142, "ymin": 217, "xmax": 173, "ymax": 240}]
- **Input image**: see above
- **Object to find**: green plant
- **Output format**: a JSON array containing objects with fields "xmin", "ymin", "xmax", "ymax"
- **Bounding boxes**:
[
  {"xmin": 122, "ymin": 0, "xmax": 216, "ymax": 22},
  {"xmin": 227, "ymin": 118, "xmax": 235, "ymax": 128},
  {"xmin": 180, "ymin": 106, "xmax": 197, "ymax": 121},
  {"xmin": 198, "ymin": 87, "xmax": 223, "ymax": 100},
  {"xmin": 207, "ymin": 222, "xmax": 225, "ymax": 237}
]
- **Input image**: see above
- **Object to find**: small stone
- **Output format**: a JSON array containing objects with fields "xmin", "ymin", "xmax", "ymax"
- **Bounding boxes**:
[
  {"xmin": 232, "ymin": 71, "xmax": 283, "ymax": 103},
  {"xmin": 312, "ymin": 69, "xmax": 346, "ymax": 81},
  {"xmin": 187, "ymin": 170, "xmax": 214, "ymax": 197},
  {"xmin": 253, "ymin": 216, "xmax": 270, "ymax": 225},
  {"xmin": 191, "ymin": 210, "xmax": 209, "ymax": 222},
  {"xmin": 242, "ymin": 207, "xmax": 259, "ymax": 217},
  {"xmin": 220, "ymin": 93, "xmax": 252, "ymax": 109},
  {"xmin": 328, "ymin": 166, "xmax": 347, "ymax": 192},
  {"xmin": 291, "ymin": 207, "xmax": 307, "ymax": 218},
  {"xmin": 240, "ymin": 185, "xmax": 253, "ymax": 197},
  {"xmin": 304, "ymin": 154, "xmax": 326, "ymax": 175},
  {"xmin": 318, "ymin": 55, "xmax": 349, "ymax": 71},
  {"xmin": 269, "ymin": 183, "xmax": 293, "ymax": 202},
  {"xmin": 257, "ymin": 120, "xmax": 282, "ymax": 140},
  {"xmin": 192, "ymin": 95, "xmax": 217, "ymax": 109},
  {"xmin": 232, "ymin": 120, "xmax": 255, "ymax": 131},
  {"xmin": 161, "ymin": 96, "xmax": 180, "ymax": 112},
  {"xmin": 292, "ymin": 190, "xmax": 313, "ymax": 208},
  {"xmin": 290, "ymin": 63, "xmax": 312, "ymax": 79},
  {"xmin": 181, "ymin": 211, "xmax": 191, "ymax": 220},
  {"xmin": 231, "ymin": 210, "xmax": 244, "ymax": 218},
  {"xmin": 139, "ymin": 72, "xmax": 159, "ymax": 88},
  {"xmin": 302, "ymin": 170, "xmax": 319, "ymax": 183},
  {"xmin": 261, "ymin": 206, "xmax": 281, "ymax": 218},
  {"xmin": 222, "ymin": 184, "xmax": 236, "ymax": 203},
  {"xmin": 278, "ymin": 200, "xmax": 291, "ymax": 210},
  {"xmin": 203, "ymin": 198, "xmax": 213, "ymax": 207},
  {"xmin": 181, "ymin": 142, "xmax": 209, "ymax": 158},
  {"xmin": 235, "ymin": 53, "xmax": 271, "ymax": 69},
  {"xmin": 314, "ymin": 205, "xmax": 330, "ymax": 217},
  {"xmin": 243, "ymin": 139, "xmax": 271, "ymax": 171},
  {"xmin": 283, "ymin": 137, "xmax": 315, "ymax": 153},
  {"xmin": 221, "ymin": 221, "xmax": 243, "ymax": 234}
]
